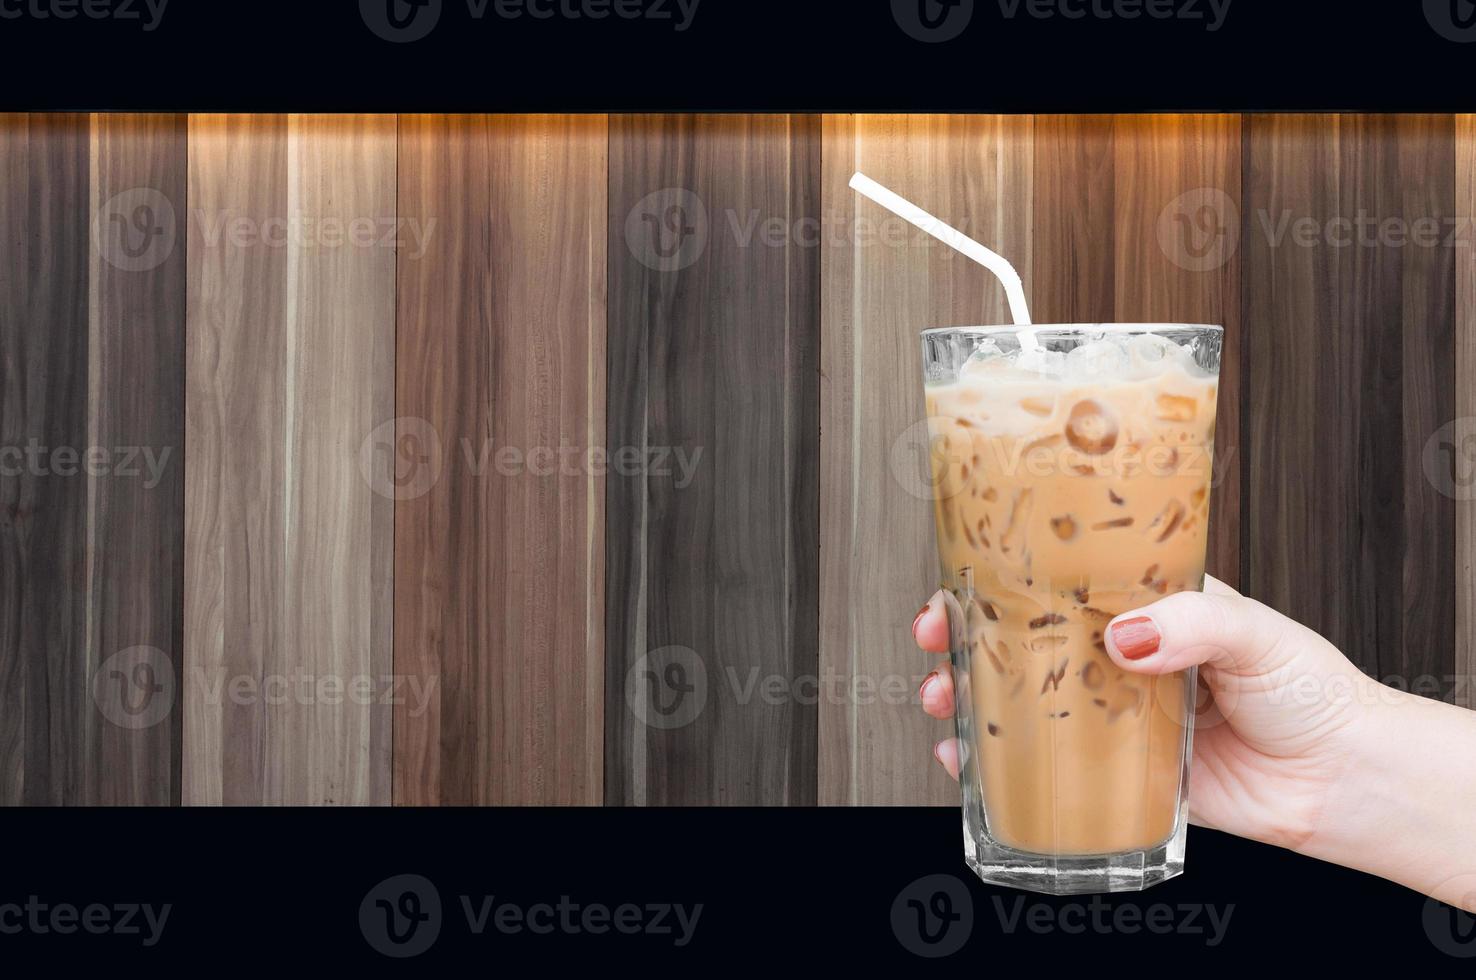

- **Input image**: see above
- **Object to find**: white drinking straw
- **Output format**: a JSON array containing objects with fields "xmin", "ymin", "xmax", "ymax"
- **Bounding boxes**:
[{"xmin": 849, "ymin": 172, "xmax": 1035, "ymax": 342}]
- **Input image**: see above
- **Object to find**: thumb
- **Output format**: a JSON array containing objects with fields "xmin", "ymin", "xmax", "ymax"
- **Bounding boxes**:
[{"xmin": 1103, "ymin": 589, "xmax": 1297, "ymax": 677}]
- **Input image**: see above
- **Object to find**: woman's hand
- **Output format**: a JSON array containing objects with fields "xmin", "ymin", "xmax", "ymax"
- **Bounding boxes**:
[{"xmin": 913, "ymin": 575, "xmax": 1476, "ymax": 911}]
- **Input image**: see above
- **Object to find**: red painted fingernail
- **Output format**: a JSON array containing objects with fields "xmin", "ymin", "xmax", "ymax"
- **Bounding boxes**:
[
  {"xmin": 1111, "ymin": 617, "xmax": 1161, "ymax": 660},
  {"xmin": 912, "ymin": 602, "xmax": 931, "ymax": 634},
  {"xmin": 919, "ymin": 670, "xmax": 940, "ymax": 701}
]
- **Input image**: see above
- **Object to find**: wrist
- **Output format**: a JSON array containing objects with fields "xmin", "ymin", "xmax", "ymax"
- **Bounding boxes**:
[{"xmin": 1297, "ymin": 685, "xmax": 1476, "ymax": 910}]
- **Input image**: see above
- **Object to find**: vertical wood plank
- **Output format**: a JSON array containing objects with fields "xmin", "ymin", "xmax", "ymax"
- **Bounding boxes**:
[
  {"xmin": 1, "ymin": 114, "xmax": 185, "ymax": 806},
  {"xmin": 89, "ymin": 113, "xmax": 188, "ymax": 805},
  {"xmin": 1387, "ymin": 115, "xmax": 1457, "ymax": 697},
  {"xmin": 1455, "ymin": 114, "xmax": 1474, "ymax": 711},
  {"xmin": 1032, "ymin": 115, "xmax": 1115, "ymax": 324},
  {"xmin": 0, "ymin": 114, "xmax": 91, "ymax": 805},
  {"xmin": 184, "ymin": 114, "xmax": 396, "ymax": 804},
  {"xmin": 1245, "ymin": 114, "xmax": 1457, "ymax": 690},
  {"xmin": 819, "ymin": 114, "xmax": 1033, "ymax": 805},
  {"xmin": 607, "ymin": 114, "xmax": 819, "ymax": 806},
  {"xmin": 1035, "ymin": 114, "xmax": 1241, "ymax": 586},
  {"xmin": 395, "ymin": 115, "xmax": 607, "ymax": 805},
  {"xmin": 1111, "ymin": 114, "xmax": 1242, "ymax": 587}
]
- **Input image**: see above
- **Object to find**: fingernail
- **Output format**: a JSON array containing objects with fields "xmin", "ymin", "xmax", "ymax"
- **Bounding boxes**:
[
  {"xmin": 932, "ymin": 740, "xmax": 944, "ymax": 764},
  {"xmin": 1110, "ymin": 617, "xmax": 1161, "ymax": 661},
  {"xmin": 912, "ymin": 601, "xmax": 932, "ymax": 634},
  {"xmin": 919, "ymin": 670, "xmax": 940, "ymax": 702}
]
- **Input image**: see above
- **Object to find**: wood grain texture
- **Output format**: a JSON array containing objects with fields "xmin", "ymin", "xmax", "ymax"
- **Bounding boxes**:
[
  {"xmin": 0, "ymin": 113, "xmax": 91, "ymax": 805},
  {"xmin": 88, "ymin": 113, "xmax": 188, "ymax": 805},
  {"xmin": 395, "ymin": 115, "xmax": 607, "ymax": 805},
  {"xmin": 183, "ymin": 114, "xmax": 396, "ymax": 805},
  {"xmin": 1244, "ymin": 114, "xmax": 1456, "ymax": 691},
  {"xmin": 1034, "ymin": 114, "xmax": 1242, "ymax": 586},
  {"xmin": 819, "ymin": 114, "xmax": 1032, "ymax": 806},
  {"xmin": 0, "ymin": 114, "xmax": 185, "ymax": 806},
  {"xmin": 1457, "ymin": 114, "xmax": 1475, "ymax": 711},
  {"xmin": 606, "ymin": 114, "xmax": 819, "ymax": 805}
]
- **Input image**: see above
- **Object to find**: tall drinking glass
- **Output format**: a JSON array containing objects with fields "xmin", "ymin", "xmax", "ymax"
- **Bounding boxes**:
[{"xmin": 922, "ymin": 324, "xmax": 1223, "ymax": 895}]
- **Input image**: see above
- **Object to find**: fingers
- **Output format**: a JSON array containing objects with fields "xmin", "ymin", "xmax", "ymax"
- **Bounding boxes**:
[
  {"xmin": 919, "ymin": 662, "xmax": 954, "ymax": 719},
  {"xmin": 912, "ymin": 591, "xmax": 958, "ymax": 777},
  {"xmin": 932, "ymin": 738, "xmax": 961, "ymax": 781},
  {"xmin": 912, "ymin": 589, "xmax": 949, "ymax": 654},
  {"xmin": 1103, "ymin": 589, "xmax": 1294, "ymax": 677}
]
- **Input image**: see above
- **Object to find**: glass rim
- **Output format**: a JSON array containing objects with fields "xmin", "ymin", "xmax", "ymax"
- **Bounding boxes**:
[{"xmin": 920, "ymin": 323, "xmax": 1224, "ymax": 338}]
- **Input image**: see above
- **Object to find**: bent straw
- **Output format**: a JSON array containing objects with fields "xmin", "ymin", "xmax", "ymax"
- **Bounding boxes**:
[{"xmin": 849, "ymin": 172, "xmax": 1035, "ymax": 343}]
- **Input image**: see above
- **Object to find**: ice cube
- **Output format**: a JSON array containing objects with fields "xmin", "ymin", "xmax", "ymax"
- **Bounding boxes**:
[
  {"xmin": 1014, "ymin": 347, "xmax": 1068, "ymax": 378},
  {"xmin": 1065, "ymin": 338, "xmax": 1129, "ymax": 379},
  {"xmin": 958, "ymin": 339, "xmax": 1010, "ymax": 378}
]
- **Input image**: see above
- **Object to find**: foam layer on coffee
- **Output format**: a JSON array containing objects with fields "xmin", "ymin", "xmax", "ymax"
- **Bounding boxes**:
[{"xmin": 930, "ymin": 333, "xmax": 1217, "ymax": 440}]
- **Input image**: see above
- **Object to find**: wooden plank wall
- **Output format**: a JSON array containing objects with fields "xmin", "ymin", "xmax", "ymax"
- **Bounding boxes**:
[
  {"xmin": 1, "ymin": 114, "xmax": 186, "ymax": 805},
  {"xmin": 395, "ymin": 115, "xmax": 607, "ymax": 805},
  {"xmin": 183, "ymin": 114, "xmax": 396, "ymax": 805},
  {"xmin": 0, "ymin": 113, "xmax": 1471, "ymax": 802},
  {"xmin": 606, "ymin": 114, "xmax": 819, "ymax": 805}
]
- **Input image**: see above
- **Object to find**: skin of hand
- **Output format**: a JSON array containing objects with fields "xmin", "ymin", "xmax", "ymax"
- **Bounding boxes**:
[{"xmin": 913, "ymin": 575, "xmax": 1476, "ymax": 913}]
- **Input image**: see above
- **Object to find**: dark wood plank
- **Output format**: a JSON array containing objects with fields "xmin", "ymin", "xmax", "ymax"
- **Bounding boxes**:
[
  {"xmin": 606, "ymin": 114, "xmax": 820, "ymax": 805},
  {"xmin": 1032, "ymin": 114, "xmax": 1116, "ymax": 324},
  {"xmin": 395, "ymin": 115, "xmax": 607, "ymax": 805},
  {"xmin": 0, "ymin": 114, "xmax": 91, "ymax": 805},
  {"xmin": 1245, "ymin": 114, "xmax": 1457, "ymax": 689},
  {"xmin": 1034, "ymin": 114, "xmax": 1242, "ymax": 586},
  {"xmin": 1459, "ymin": 114, "xmax": 1476, "ymax": 711},
  {"xmin": 1386, "ymin": 115, "xmax": 1457, "ymax": 696},
  {"xmin": 1111, "ymin": 113, "xmax": 1243, "ymax": 588},
  {"xmin": 89, "ymin": 113, "xmax": 187, "ymax": 805}
]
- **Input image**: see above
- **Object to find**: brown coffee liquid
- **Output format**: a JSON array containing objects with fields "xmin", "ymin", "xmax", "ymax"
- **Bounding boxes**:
[{"xmin": 927, "ymin": 362, "xmax": 1217, "ymax": 855}]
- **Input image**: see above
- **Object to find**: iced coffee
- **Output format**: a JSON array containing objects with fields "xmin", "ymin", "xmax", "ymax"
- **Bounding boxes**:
[{"xmin": 922, "ymin": 324, "xmax": 1222, "ymax": 892}]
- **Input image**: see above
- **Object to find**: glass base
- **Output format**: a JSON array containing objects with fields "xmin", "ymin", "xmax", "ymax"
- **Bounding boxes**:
[{"xmin": 964, "ymin": 836, "xmax": 1185, "ymax": 896}]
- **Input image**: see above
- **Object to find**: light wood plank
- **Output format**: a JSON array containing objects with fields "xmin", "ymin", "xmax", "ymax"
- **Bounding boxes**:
[
  {"xmin": 183, "ymin": 114, "xmax": 396, "ymax": 805},
  {"xmin": 819, "ymin": 114, "xmax": 1033, "ymax": 805}
]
